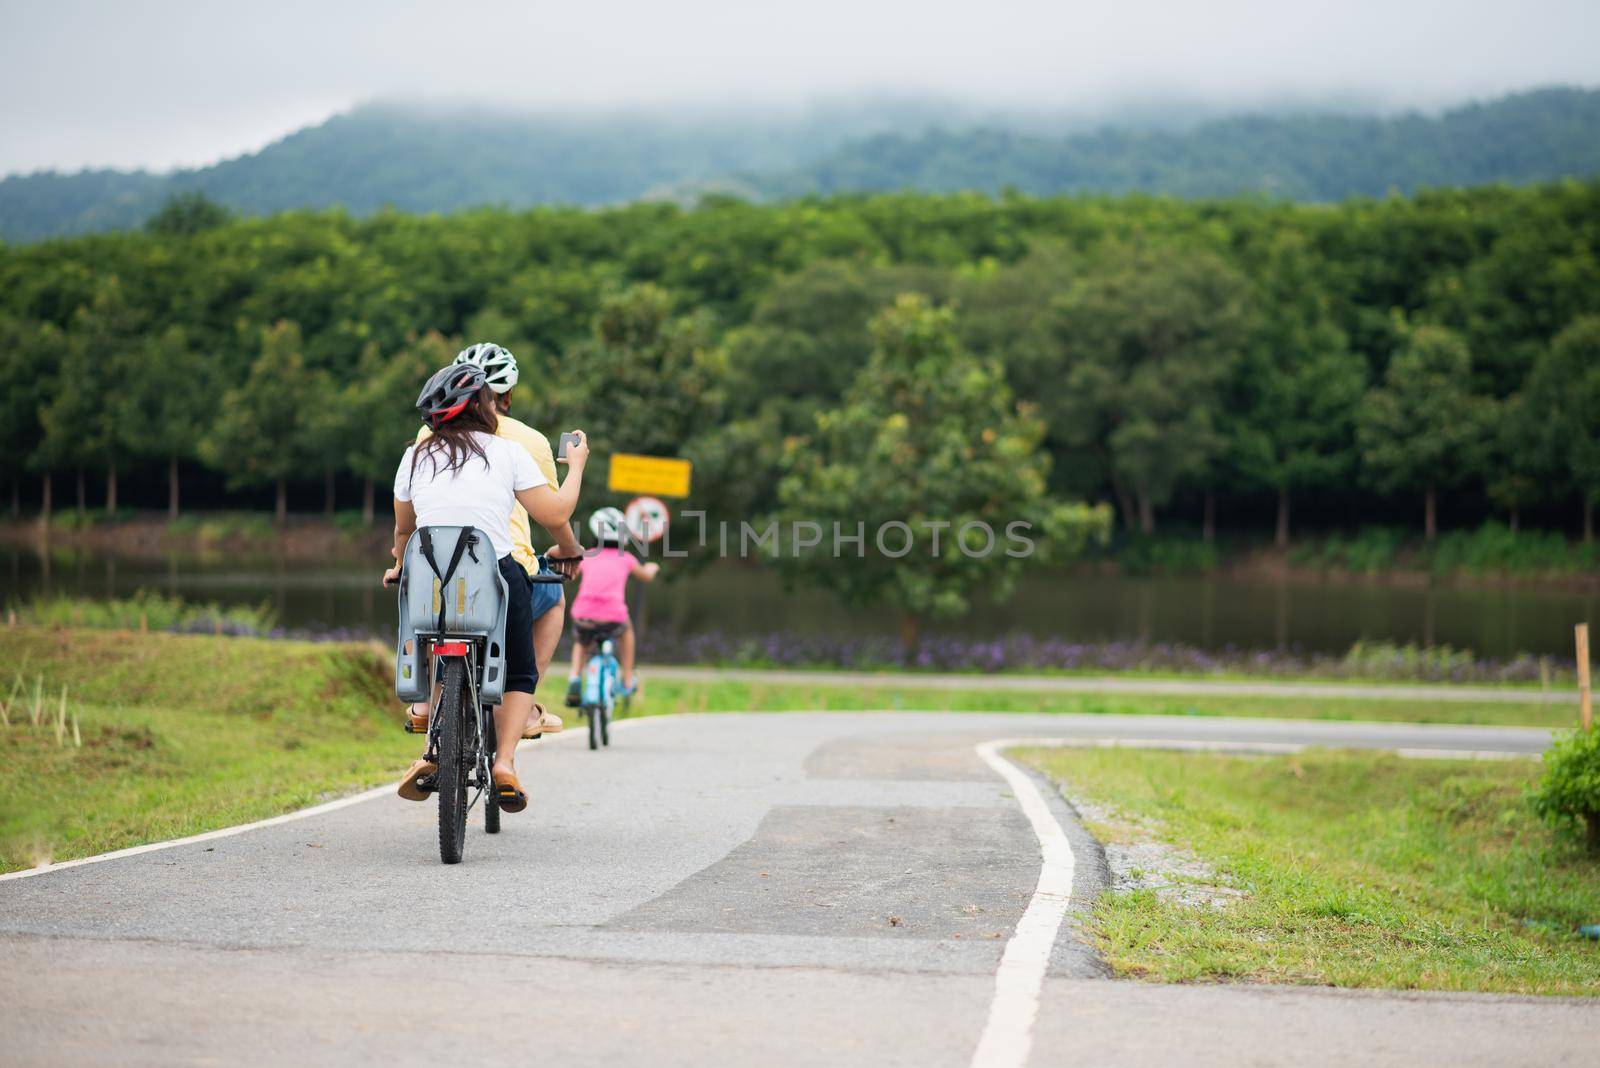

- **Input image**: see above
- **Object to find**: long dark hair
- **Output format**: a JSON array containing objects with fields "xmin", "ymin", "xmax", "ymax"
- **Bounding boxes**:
[{"xmin": 411, "ymin": 385, "xmax": 500, "ymax": 481}]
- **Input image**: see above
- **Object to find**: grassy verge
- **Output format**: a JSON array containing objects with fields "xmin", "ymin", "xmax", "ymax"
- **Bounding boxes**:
[
  {"xmin": 635, "ymin": 679, "xmax": 1568, "ymax": 728},
  {"xmin": 0, "ymin": 626, "xmax": 413, "ymax": 873},
  {"xmin": 1017, "ymin": 746, "xmax": 1600, "ymax": 996}
]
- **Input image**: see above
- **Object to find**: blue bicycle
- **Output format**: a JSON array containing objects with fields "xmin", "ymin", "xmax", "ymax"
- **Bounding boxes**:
[{"xmin": 574, "ymin": 621, "xmax": 628, "ymax": 750}]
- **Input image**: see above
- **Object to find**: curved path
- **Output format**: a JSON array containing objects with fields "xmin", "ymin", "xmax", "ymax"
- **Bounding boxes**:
[{"xmin": 0, "ymin": 712, "xmax": 1589, "ymax": 1067}]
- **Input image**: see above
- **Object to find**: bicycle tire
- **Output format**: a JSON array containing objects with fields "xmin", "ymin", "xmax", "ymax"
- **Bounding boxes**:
[
  {"xmin": 483, "ymin": 707, "xmax": 500, "ymax": 835},
  {"xmin": 586, "ymin": 705, "xmax": 599, "ymax": 750},
  {"xmin": 600, "ymin": 699, "xmax": 611, "ymax": 747},
  {"xmin": 436, "ymin": 658, "xmax": 469, "ymax": 864}
]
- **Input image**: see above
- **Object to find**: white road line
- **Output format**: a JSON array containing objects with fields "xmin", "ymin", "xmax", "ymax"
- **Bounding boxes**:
[
  {"xmin": 970, "ymin": 739, "xmax": 1078, "ymax": 1068},
  {"xmin": 0, "ymin": 712, "xmax": 684, "ymax": 883}
]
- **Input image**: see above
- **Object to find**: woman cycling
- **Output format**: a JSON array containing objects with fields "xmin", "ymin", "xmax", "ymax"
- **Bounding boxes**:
[
  {"xmin": 564, "ymin": 506, "xmax": 659, "ymax": 704},
  {"xmin": 384, "ymin": 362, "xmax": 588, "ymax": 814}
]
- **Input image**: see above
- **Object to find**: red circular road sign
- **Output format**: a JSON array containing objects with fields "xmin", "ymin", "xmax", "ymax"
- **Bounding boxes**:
[{"xmin": 625, "ymin": 495, "xmax": 670, "ymax": 543}]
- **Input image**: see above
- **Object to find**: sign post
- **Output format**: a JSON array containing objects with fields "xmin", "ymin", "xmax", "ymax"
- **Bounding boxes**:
[
  {"xmin": 1579, "ymin": 623, "xmax": 1593, "ymax": 731},
  {"xmin": 605, "ymin": 454, "xmax": 687, "ymax": 644}
]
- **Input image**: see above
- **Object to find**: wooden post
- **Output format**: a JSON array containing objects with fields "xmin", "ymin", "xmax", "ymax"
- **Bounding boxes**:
[{"xmin": 1578, "ymin": 623, "xmax": 1593, "ymax": 731}]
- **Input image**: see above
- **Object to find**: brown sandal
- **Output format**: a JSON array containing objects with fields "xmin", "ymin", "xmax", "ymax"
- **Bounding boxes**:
[
  {"xmin": 491, "ymin": 770, "xmax": 528, "ymax": 813},
  {"xmin": 397, "ymin": 759, "xmax": 437, "ymax": 801},
  {"xmin": 522, "ymin": 703, "xmax": 564, "ymax": 739}
]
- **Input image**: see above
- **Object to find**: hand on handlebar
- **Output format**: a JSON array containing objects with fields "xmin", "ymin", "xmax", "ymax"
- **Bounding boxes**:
[
  {"xmin": 543, "ymin": 548, "xmax": 583, "ymax": 580},
  {"xmin": 382, "ymin": 565, "xmax": 402, "ymax": 588}
]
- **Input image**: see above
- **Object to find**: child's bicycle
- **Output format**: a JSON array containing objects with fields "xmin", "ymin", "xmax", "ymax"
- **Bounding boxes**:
[
  {"xmin": 393, "ymin": 525, "xmax": 566, "ymax": 864},
  {"xmin": 574, "ymin": 621, "xmax": 629, "ymax": 750}
]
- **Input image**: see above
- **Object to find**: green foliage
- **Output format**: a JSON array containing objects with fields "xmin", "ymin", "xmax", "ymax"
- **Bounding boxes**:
[
  {"xmin": 776, "ymin": 294, "xmax": 1110, "ymax": 633},
  {"xmin": 6, "ymin": 88, "xmax": 1600, "ymax": 241},
  {"xmin": 145, "ymin": 192, "xmax": 231, "ymax": 236},
  {"xmin": 201, "ymin": 321, "xmax": 325, "ymax": 493},
  {"xmin": 1526, "ymin": 317, "xmax": 1600, "ymax": 520},
  {"xmin": 10, "ymin": 592, "xmax": 276, "ymax": 634},
  {"xmin": 561, "ymin": 283, "xmax": 725, "ymax": 485},
  {"xmin": 1291, "ymin": 527, "xmax": 1408, "ymax": 573},
  {"xmin": 1113, "ymin": 534, "xmax": 1221, "ymax": 576},
  {"xmin": 1341, "ymin": 641, "xmax": 1478, "ymax": 679},
  {"xmin": 1530, "ymin": 728, "xmax": 1600, "ymax": 853},
  {"xmin": 1357, "ymin": 323, "xmax": 1493, "ymax": 511},
  {"xmin": 1046, "ymin": 241, "xmax": 1255, "ymax": 532}
]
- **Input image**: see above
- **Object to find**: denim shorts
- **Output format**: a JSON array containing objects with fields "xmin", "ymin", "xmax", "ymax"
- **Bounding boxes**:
[{"xmin": 528, "ymin": 569, "xmax": 564, "ymax": 622}]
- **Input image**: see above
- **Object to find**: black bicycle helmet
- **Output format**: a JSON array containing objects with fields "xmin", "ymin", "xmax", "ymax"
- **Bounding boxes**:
[{"xmin": 415, "ymin": 363, "xmax": 487, "ymax": 429}]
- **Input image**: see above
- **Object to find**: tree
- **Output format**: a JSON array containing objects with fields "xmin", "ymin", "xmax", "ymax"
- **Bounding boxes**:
[
  {"xmin": 1357, "ymin": 324, "xmax": 1491, "ymax": 540},
  {"xmin": 114, "ymin": 326, "xmax": 213, "ymax": 518},
  {"xmin": 0, "ymin": 317, "xmax": 62, "ymax": 518},
  {"xmin": 1484, "ymin": 393, "xmax": 1547, "ymax": 532},
  {"xmin": 1227, "ymin": 232, "xmax": 1366, "ymax": 547},
  {"xmin": 1046, "ymin": 242, "xmax": 1255, "ymax": 533},
  {"xmin": 38, "ymin": 279, "xmax": 138, "ymax": 514},
  {"xmin": 1525, "ymin": 316, "xmax": 1600, "ymax": 541},
  {"xmin": 560, "ymin": 283, "xmax": 724, "ymax": 492},
  {"xmin": 333, "ymin": 332, "xmax": 454, "ymax": 526},
  {"xmin": 145, "ymin": 191, "xmax": 231, "ymax": 236},
  {"xmin": 201, "ymin": 321, "xmax": 323, "ymax": 524},
  {"xmin": 777, "ymin": 294, "xmax": 1110, "ymax": 648}
]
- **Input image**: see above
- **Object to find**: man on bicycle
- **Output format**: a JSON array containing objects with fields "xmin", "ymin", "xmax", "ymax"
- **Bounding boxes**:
[{"xmin": 411, "ymin": 342, "xmax": 575, "ymax": 739}]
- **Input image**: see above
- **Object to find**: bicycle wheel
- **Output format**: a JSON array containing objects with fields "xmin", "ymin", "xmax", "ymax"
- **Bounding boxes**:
[
  {"xmin": 586, "ymin": 704, "xmax": 599, "ymax": 750},
  {"xmin": 600, "ymin": 698, "xmax": 611, "ymax": 747},
  {"xmin": 436, "ymin": 658, "xmax": 469, "ymax": 864},
  {"xmin": 482, "ymin": 707, "xmax": 500, "ymax": 835}
]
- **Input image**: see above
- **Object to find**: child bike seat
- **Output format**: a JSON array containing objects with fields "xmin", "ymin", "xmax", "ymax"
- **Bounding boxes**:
[{"xmin": 394, "ymin": 525, "xmax": 510, "ymax": 705}]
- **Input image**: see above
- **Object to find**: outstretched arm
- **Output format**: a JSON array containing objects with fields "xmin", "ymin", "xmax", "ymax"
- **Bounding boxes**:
[
  {"xmin": 383, "ymin": 498, "xmax": 417, "ymax": 587},
  {"xmin": 516, "ymin": 429, "xmax": 588, "ymax": 541}
]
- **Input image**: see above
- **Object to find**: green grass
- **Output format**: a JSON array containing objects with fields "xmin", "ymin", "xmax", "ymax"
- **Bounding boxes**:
[
  {"xmin": 633, "ymin": 679, "xmax": 1570, "ymax": 728},
  {"xmin": 0, "ymin": 627, "xmax": 414, "ymax": 873},
  {"xmin": 1017, "ymin": 746, "xmax": 1600, "ymax": 996}
]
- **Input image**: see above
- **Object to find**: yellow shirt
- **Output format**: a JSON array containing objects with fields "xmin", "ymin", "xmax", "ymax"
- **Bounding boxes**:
[{"xmin": 416, "ymin": 414, "xmax": 559, "ymax": 576}]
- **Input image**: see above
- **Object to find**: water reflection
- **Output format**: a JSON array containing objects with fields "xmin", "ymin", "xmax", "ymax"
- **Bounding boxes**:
[{"xmin": 1, "ymin": 544, "xmax": 1595, "ymax": 659}]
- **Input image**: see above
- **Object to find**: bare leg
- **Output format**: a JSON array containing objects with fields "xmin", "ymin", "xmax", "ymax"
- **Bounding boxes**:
[
  {"xmin": 532, "ymin": 593, "xmax": 564, "ymax": 690},
  {"xmin": 570, "ymin": 637, "xmax": 589, "ymax": 680},
  {"xmin": 493, "ymin": 692, "xmax": 533, "ymax": 776},
  {"xmin": 619, "ymin": 624, "xmax": 637, "ymax": 690}
]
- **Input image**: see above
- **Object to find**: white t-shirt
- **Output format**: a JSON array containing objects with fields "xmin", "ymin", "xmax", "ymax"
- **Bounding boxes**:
[{"xmin": 394, "ymin": 432, "xmax": 546, "ymax": 559}]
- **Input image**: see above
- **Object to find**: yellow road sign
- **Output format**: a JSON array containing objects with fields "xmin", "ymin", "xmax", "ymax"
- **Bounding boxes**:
[{"xmin": 607, "ymin": 453, "xmax": 692, "ymax": 498}]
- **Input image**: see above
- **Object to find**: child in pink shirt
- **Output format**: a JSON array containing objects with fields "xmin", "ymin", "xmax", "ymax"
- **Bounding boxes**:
[{"xmin": 566, "ymin": 508, "xmax": 660, "ymax": 702}]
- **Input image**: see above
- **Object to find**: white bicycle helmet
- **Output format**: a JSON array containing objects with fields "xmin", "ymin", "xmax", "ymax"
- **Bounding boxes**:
[
  {"xmin": 453, "ymin": 342, "xmax": 519, "ymax": 394},
  {"xmin": 589, "ymin": 507, "xmax": 627, "ymax": 542}
]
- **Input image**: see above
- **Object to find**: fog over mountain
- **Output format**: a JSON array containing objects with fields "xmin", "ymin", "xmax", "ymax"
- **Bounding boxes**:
[
  {"xmin": 3, "ymin": 86, "xmax": 1599, "ymax": 242},
  {"xmin": 4, "ymin": 0, "xmax": 1597, "ymax": 175}
]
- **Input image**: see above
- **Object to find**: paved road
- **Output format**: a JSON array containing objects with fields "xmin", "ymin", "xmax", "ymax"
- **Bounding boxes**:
[
  {"xmin": 0, "ymin": 713, "xmax": 1590, "ymax": 1066},
  {"xmin": 651, "ymin": 666, "xmax": 1568, "ymax": 704}
]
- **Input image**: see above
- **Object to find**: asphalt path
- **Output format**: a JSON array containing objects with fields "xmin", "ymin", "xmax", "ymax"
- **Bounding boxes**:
[{"xmin": 0, "ymin": 712, "xmax": 1590, "ymax": 1066}]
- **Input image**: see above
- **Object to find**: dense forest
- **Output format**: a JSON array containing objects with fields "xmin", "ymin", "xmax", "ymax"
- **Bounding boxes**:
[
  {"xmin": 4, "ymin": 88, "xmax": 1598, "ymax": 242},
  {"xmin": 3, "ymin": 182, "xmax": 1599, "ymax": 563},
  {"xmin": 765, "ymin": 88, "xmax": 1600, "ymax": 200}
]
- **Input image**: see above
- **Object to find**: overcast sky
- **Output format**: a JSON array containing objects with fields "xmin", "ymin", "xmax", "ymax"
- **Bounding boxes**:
[{"xmin": 2, "ymin": 0, "xmax": 1596, "ymax": 177}]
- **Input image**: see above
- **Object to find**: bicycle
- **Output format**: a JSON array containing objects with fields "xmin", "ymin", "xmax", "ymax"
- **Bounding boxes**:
[
  {"xmin": 574, "ymin": 621, "xmax": 629, "ymax": 750},
  {"xmin": 394, "ymin": 525, "xmax": 566, "ymax": 864}
]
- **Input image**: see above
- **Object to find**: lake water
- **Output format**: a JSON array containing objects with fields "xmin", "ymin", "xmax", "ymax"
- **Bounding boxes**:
[{"xmin": 4, "ymin": 544, "xmax": 1596, "ymax": 659}]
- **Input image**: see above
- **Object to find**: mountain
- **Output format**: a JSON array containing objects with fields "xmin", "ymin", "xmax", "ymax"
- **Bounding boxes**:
[
  {"xmin": 757, "ymin": 88, "xmax": 1600, "ymax": 201},
  {"xmin": 2, "ymin": 88, "xmax": 1598, "ymax": 242}
]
